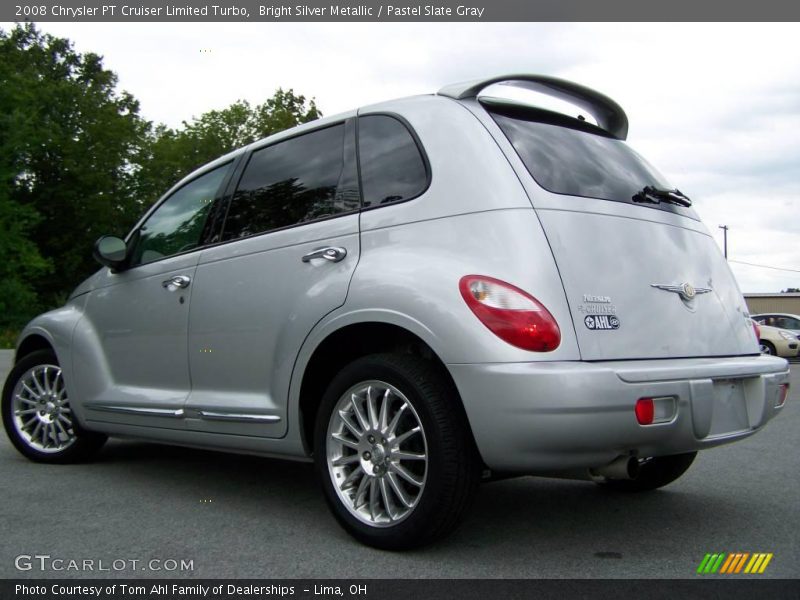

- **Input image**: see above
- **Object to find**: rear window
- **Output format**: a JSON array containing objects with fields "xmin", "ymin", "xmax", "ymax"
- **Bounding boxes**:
[{"xmin": 490, "ymin": 108, "xmax": 673, "ymax": 204}]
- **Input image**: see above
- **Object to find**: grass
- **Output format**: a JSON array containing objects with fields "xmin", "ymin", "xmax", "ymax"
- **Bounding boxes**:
[{"xmin": 0, "ymin": 329, "xmax": 18, "ymax": 350}]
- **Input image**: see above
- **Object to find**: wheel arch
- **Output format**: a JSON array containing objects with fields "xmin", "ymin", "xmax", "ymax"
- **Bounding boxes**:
[
  {"xmin": 15, "ymin": 332, "xmax": 56, "ymax": 363},
  {"xmin": 296, "ymin": 319, "xmax": 478, "ymax": 458},
  {"xmin": 759, "ymin": 339, "xmax": 776, "ymax": 355}
]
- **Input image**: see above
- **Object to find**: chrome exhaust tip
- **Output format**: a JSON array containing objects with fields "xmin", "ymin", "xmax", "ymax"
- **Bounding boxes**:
[{"xmin": 590, "ymin": 456, "xmax": 639, "ymax": 480}]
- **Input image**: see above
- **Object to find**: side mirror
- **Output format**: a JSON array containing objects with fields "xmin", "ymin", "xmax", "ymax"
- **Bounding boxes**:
[{"xmin": 93, "ymin": 235, "xmax": 128, "ymax": 271}]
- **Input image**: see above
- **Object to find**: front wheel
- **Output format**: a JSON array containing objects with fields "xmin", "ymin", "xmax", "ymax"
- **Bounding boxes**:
[
  {"xmin": 759, "ymin": 341, "xmax": 776, "ymax": 356},
  {"xmin": 597, "ymin": 452, "xmax": 697, "ymax": 492},
  {"xmin": 2, "ymin": 350, "xmax": 107, "ymax": 463},
  {"xmin": 314, "ymin": 353, "xmax": 480, "ymax": 550}
]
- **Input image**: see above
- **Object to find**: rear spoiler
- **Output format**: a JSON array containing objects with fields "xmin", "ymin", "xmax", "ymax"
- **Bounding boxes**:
[{"xmin": 438, "ymin": 74, "xmax": 629, "ymax": 140}]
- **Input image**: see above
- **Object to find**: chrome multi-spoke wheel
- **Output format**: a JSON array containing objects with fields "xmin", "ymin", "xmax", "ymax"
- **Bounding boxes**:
[
  {"xmin": 11, "ymin": 364, "xmax": 76, "ymax": 453},
  {"xmin": 326, "ymin": 381, "xmax": 428, "ymax": 526},
  {"xmin": 3, "ymin": 350, "xmax": 106, "ymax": 463},
  {"xmin": 315, "ymin": 353, "xmax": 479, "ymax": 549}
]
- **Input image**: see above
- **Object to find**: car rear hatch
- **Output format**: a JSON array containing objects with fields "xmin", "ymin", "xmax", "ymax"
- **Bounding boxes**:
[{"xmin": 441, "ymin": 76, "xmax": 758, "ymax": 360}]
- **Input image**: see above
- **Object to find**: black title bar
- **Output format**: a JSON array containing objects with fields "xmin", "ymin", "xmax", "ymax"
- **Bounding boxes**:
[
  {"xmin": 5, "ymin": 0, "xmax": 800, "ymax": 22},
  {"xmin": 3, "ymin": 579, "xmax": 800, "ymax": 600}
]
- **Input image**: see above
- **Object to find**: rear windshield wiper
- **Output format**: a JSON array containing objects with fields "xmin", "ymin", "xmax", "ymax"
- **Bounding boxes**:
[{"xmin": 632, "ymin": 186, "xmax": 692, "ymax": 207}]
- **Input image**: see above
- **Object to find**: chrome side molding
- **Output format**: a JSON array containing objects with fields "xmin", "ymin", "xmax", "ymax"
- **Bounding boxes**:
[
  {"xmin": 198, "ymin": 411, "xmax": 281, "ymax": 423},
  {"xmin": 87, "ymin": 405, "xmax": 280, "ymax": 423},
  {"xmin": 89, "ymin": 405, "xmax": 185, "ymax": 418}
]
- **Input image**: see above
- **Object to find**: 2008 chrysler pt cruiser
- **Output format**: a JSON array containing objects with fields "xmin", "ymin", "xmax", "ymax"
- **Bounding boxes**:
[{"xmin": 3, "ymin": 74, "xmax": 791, "ymax": 549}]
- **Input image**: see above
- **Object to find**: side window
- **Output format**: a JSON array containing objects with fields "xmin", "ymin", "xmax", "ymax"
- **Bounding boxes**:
[
  {"xmin": 358, "ymin": 115, "xmax": 428, "ymax": 208},
  {"xmin": 222, "ymin": 123, "xmax": 357, "ymax": 241},
  {"xmin": 774, "ymin": 316, "xmax": 799, "ymax": 330},
  {"xmin": 130, "ymin": 165, "xmax": 229, "ymax": 267}
]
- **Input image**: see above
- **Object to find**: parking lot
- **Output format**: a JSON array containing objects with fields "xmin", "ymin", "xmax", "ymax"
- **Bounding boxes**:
[{"xmin": 0, "ymin": 350, "xmax": 797, "ymax": 579}]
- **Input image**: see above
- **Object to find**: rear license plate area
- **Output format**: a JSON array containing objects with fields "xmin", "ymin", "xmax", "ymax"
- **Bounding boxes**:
[{"xmin": 707, "ymin": 378, "xmax": 750, "ymax": 438}]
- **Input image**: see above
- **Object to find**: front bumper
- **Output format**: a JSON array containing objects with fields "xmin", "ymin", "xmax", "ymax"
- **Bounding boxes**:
[{"xmin": 448, "ymin": 355, "xmax": 790, "ymax": 474}]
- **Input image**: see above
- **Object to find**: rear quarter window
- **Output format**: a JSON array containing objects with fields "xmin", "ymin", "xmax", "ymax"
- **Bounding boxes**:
[{"xmin": 358, "ymin": 115, "xmax": 428, "ymax": 208}]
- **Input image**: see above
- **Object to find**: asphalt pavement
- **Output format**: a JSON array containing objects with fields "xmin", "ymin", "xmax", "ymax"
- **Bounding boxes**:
[{"xmin": 0, "ymin": 350, "xmax": 798, "ymax": 579}]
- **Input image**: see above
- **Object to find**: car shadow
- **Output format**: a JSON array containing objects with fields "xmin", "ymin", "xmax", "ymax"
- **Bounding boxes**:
[{"xmin": 85, "ymin": 439, "xmax": 734, "ymax": 556}]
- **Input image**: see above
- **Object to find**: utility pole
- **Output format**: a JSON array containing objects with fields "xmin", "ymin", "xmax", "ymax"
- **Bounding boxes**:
[{"xmin": 718, "ymin": 225, "xmax": 729, "ymax": 258}]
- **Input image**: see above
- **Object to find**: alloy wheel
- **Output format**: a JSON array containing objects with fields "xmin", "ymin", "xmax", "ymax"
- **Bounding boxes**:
[
  {"xmin": 326, "ymin": 380, "xmax": 428, "ymax": 527},
  {"xmin": 11, "ymin": 364, "xmax": 76, "ymax": 453}
]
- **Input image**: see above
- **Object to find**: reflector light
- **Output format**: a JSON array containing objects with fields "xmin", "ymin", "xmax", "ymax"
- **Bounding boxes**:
[
  {"xmin": 459, "ymin": 275, "xmax": 561, "ymax": 352},
  {"xmin": 635, "ymin": 396, "xmax": 676, "ymax": 425},
  {"xmin": 635, "ymin": 398, "xmax": 654, "ymax": 425},
  {"xmin": 777, "ymin": 383, "xmax": 789, "ymax": 408}
]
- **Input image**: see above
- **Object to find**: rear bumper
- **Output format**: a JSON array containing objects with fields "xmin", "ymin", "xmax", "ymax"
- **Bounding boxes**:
[{"xmin": 448, "ymin": 355, "xmax": 790, "ymax": 474}]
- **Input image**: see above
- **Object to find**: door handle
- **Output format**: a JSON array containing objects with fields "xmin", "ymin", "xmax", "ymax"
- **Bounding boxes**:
[
  {"xmin": 162, "ymin": 275, "xmax": 191, "ymax": 290},
  {"xmin": 301, "ymin": 246, "xmax": 347, "ymax": 263}
]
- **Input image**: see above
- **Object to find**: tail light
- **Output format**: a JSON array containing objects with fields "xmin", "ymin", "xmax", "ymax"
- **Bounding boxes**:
[
  {"xmin": 459, "ymin": 275, "xmax": 560, "ymax": 351},
  {"xmin": 751, "ymin": 320, "xmax": 761, "ymax": 343}
]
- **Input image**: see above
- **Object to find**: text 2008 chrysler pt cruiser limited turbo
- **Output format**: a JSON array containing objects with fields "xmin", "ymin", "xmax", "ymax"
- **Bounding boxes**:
[{"xmin": 2, "ymin": 75, "xmax": 791, "ymax": 549}]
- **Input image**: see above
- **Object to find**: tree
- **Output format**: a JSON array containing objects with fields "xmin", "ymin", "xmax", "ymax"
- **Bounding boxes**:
[
  {"xmin": 0, "ymin": 188, "xmax": 51, "ymax": 329},
  {"xmin": 0, "ymin": 23, "xmax": 146, "ymax": 312},
  {"xmin": 782, "ymin": 288, "xmax": 799, "ymax": 293},
  {"xmin": 133, "ymin": 91, "xmax": 321, "ymax": 210},
  {"xmin": 1, "ymin": 23, "xmax": 322, "ymax": 334}
]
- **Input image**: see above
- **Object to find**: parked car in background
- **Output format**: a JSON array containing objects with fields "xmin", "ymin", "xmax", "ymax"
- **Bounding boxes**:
[
  {"xmin": 2, "ymin": 74, "xmax": 792, "ymax": 550},
  {"xmin": 752, "ymin": 313, "xmax": 800, "ymax": 337},
  {"xmin": 754, "ymin": 321, "xmax": 800, "ymax": 357}
]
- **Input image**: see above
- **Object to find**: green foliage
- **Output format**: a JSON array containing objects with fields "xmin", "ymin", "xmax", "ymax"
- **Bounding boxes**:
[
  {"xmin": 134, "ymin": 92, "xmax": 321, "ymax": 209},
  {"xmin": 0, "ymin": 328, "xmax": 19, "ymax": 349},
  {"xmin": 0, "ymin": 192, "xmax": 51, "ymax": 327},
  {"xmin": 0, "ymin": 22, "xmax": 322, "ymax": 331},
  {"xmin": 0, "ymin": 23, "xmax": 145, "ymax": 313}
]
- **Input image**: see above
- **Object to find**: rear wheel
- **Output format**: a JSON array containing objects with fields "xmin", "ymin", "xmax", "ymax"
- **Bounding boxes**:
[
  {"xmin": 597, "ymin": 452, "xmax": 697, "ymax": 492},
  {"xmin": 759, "ymin": 341, "xmax": 776, "ymax": 356},
  {"xmin": 2, "ymin": 350, "xmax": 107, "ymax": 463},
  {"xmin": 314, "ymin": 353, "xmax": 480, "ymax": 550}
]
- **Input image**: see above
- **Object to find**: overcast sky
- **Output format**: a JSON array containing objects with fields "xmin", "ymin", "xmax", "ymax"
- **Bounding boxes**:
[{"xmin": 7, "ymin": 21, "xmax": 800, "ymax": 292}]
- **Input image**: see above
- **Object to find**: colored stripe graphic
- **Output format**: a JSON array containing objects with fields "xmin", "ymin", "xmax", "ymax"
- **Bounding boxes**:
[
  {"xmin": 712, "ymin": 553, "xmax": 726, "ymax": 573},
  {"xmin": 734, "ymin": 553, "xmax": 749, "ymax": 573},
  {"xmin": 719, "ymin": 554, "xmax": 736, "ymax": 574},
  {"xmin": 747, "ymin": 554, "xmax": 763, "ymax": 573},
  {"xmin": 758, "ymin": 554, "xmax": 774, "ymax": 573},
  {"xmin": 698, "ymin": 552, "xmax": 773, "ymax": 574},
  {"xmin": 698, "ymin": 553, "xmax": 727, "ymax": 574},
  {"xmin": 697, "ymin": 554, "xmax": 712, "ymax": 574}
]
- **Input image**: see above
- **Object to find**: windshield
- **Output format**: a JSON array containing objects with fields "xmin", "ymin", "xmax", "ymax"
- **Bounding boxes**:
[{"xmin": 490, "ymin": 108, "xmax": 674, "ymax": 206}]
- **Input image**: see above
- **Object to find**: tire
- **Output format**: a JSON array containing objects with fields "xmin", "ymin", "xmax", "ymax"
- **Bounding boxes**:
[
  {"xmin": 759, "ymin": 341, "xmax": 776, "ymax": 356},
  {"xmin": 314, "ymin": 353, "xmax": 480, "ymax": 550},
  {"xmin": 597, "ymin": 452, "xmax": 697, "ymax": 493},
  {"xmin": 2, "ymin": 349, "xmax": 107, "ymax": 463}
]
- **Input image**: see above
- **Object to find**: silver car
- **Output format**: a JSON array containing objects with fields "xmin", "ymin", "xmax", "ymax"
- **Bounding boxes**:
[{"xmin": 2, "ymin": 74, "xmax": 791, "ymax": 549}]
